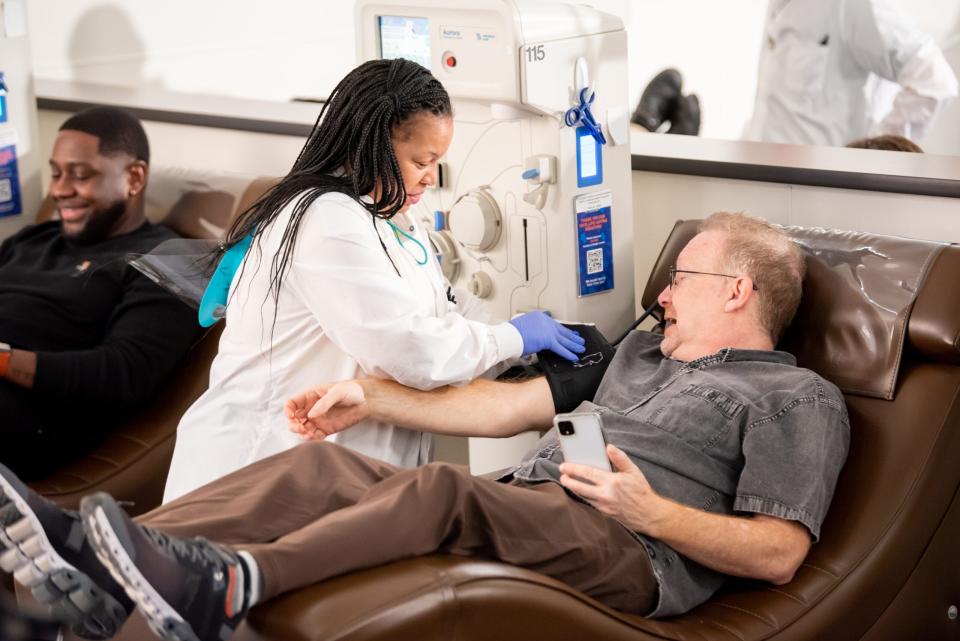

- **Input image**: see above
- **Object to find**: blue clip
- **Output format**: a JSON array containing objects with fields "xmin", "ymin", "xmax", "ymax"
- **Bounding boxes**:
[
  {"xmin": 198, "ymin": 233, "xmax": 253, "ymax": 327},
  {"xmin": 521, "ymin": 168, "xmax": 540, "ymax": 180},
  {"xmin": 0, "ymin": 72, "xmax": 7, "ymax": 124},
  {"xmin": 564, "ymin": 87, "xmax": 606, "ymax": 146}
]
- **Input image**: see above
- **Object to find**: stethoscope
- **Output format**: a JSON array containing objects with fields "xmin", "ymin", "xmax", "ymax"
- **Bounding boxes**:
[
  {"xmin": 386, "ymin": 219, "xmax": 429, "ymax": 266},
  {"xmin": 377, "ymin": 215, "xmax": 456, "ymax": 305}
]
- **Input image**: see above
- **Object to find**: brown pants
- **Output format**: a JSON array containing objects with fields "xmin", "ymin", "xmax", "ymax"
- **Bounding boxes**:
[{"xmin": 139, "ymin": 442, "xmax": 657, "ymax": 615}]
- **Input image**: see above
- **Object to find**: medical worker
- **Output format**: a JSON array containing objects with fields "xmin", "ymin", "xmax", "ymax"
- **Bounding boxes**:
[
  {"xmin": 745, "ymin": 0, "xmax": 958, "ymax": 147},
  {"xmin": 162, "ymin": 59, "xmax": 584, "ymax": 502}
]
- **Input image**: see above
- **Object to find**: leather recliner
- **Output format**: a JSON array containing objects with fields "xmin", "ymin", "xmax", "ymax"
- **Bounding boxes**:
[
  {"xmin": 214, "ymin": 220, "xmax": 954, "ymax": 641},
  {"xmin": 31, "ymin": 220, "xmax": 960, "ymax": 641},
  {"xmin": 26, "ymin": 170, "xmax": 277, "ymax": 517}
]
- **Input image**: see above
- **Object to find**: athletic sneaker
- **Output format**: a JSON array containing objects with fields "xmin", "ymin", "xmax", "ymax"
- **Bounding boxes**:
[
  {"xmin": 0, "ymin": 464, "xmax": 133, "ymax": 639},
  {"xmin": 1, "ymin": 583, "xmax": 62, "ymax": 641},
  {"xmin": 80, "ymin": 492, "xmax": 252, "ymax": 641}
]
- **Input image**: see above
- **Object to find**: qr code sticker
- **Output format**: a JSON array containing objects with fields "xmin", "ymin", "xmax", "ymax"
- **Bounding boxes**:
[
  {"xmin": 0, "ymin": 179, "xmax": 11, "ymax": 203},
  {"xmin": 586, "ymin": 248, "xmax": 603, "ymax": 275}
]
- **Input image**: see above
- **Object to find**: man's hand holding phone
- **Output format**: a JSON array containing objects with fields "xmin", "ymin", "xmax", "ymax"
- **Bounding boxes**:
[
  {"xmin": 555, "ymin": 412, "xmax": 612, "ymax": 473},
  {"xmin": 557, "ymin": 413, "xmax": 666, "ymax": 536}
]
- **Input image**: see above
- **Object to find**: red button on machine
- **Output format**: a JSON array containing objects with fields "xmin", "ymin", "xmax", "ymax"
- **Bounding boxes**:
[{"xmin": 445, "ymin": 56, "xmax": 457, "ymax": 68}]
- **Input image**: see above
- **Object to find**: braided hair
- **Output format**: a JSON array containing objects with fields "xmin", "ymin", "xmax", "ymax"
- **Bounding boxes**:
[{"xmin": 223, "ymin": 58, "xmax": 451, "ymax": 304}]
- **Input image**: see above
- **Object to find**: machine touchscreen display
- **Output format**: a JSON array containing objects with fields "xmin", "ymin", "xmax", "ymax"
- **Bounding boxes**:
[{"xmin": 378, "ymin": 16, "xmax": 431, "ymax": 70}]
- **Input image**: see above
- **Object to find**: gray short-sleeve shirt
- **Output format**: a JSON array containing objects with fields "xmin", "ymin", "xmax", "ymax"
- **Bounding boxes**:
[{"xmin": 507, "ymin": 331, "xmax": 850, "ymax": 617}]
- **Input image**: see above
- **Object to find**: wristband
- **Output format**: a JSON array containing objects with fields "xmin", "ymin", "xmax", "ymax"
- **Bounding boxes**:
[{"xmin": 0, "ymin": 342, "xmax": 11, "ymax": 378}]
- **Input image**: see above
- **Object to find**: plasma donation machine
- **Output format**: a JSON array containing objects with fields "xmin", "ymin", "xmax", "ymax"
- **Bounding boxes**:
[{"xmin": 356, "ymin": 0, "xmax": 635, "ymax": 341}]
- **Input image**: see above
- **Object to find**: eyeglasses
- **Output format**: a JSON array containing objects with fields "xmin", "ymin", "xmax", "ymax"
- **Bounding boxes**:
[{"xmin": 668, "ymin": 266, "xmax": 759, "ymax": 291}]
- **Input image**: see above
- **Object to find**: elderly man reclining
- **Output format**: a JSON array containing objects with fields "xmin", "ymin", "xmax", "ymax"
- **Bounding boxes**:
[{"xmin": 0, "ymin": 213, "xmax": 849, "ymax": 641}]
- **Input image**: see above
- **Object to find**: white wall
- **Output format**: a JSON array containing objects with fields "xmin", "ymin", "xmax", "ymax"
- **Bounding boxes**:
[
  {"xmin": 26, "ymin": 0, "xmax": 766, "ymax": 140},
  {"xmin": 28, "ymin": 0, "xmax": 960, "ymax": 151},
  {"xmin": 607, "ymin": 0, "xmax": 768, "ymax": 141},
  {"xmin": 27, "ymin": 0, "xmax": 356, "ymax": 102}
]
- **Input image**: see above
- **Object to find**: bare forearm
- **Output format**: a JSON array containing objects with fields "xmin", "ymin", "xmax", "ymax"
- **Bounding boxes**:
[
  {"xmin": 640, "ymin": 498, "xmax": 810, "ymax": 584},
  {"xmin": 360, "ymin": 377, "xmax": 554, "ymax": 438},
  {"xmin": 4, "ymin": 350, "xmax": 36, "ymax": 389},
  {"xmin": 561, "ymin": 449, "xmax": 812, "ymax": 586}
]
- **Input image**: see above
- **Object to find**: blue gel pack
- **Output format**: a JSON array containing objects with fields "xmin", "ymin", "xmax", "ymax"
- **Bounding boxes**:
[{"xmin": 198, "ymin": 234, "xmax": 253, "ymax": 327}]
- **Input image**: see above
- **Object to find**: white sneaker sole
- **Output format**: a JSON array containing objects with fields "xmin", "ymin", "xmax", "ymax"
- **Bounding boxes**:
[
  {"xmin": 81, "ymin": 497, "xmax": 200, "ymax": 641},
  {"xmin": 0, "ymin": 469, "xmax": 127, "ymax": 639}
]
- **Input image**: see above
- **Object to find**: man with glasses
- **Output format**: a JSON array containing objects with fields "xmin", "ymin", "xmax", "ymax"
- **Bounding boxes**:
[{"xmin": 1, "ymin": 213, "xmax": 849, "ymax": 641}]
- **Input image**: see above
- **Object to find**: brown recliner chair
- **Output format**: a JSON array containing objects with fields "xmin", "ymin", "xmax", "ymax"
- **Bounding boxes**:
[
  {"xmin": 26, "ymin": 170, "xmax": 277, "ymax": 517},
  {"xmin": 33, "ymin": 220, "xmax": 960, "ymax": 641},
  {"xmin": 212, "ymin": 220, "xmax": 954, "ymax": 641}
]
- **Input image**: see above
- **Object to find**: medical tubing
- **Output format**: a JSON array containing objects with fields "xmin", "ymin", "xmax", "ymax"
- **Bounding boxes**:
[
  {"xmin": 387, "ymin": 220, "xmax": 429, "ymax": 265},
  {"xmin": 450, "ymin": 120, "xmax": 521, "ymax": 204}
]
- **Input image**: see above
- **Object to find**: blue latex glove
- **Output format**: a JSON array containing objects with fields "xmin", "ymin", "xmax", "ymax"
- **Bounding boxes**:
[{"xmin": 509, "ymin": 311, "xmax": 586, "ymax": 363}]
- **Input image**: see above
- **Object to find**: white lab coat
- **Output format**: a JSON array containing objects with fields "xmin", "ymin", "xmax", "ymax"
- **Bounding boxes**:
[
  {"xmin": 162, "ymin": 191, "xmax": 522, "ymax": 502},
  {"xmin": 745, "ymin": 0, "xmax": 959, "ymax": 146}
]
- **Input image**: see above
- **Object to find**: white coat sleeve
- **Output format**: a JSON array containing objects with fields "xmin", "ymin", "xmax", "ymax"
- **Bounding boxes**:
[
  {"xmin": 287, "ymin": 199, "xmax": 523, "ymax": 390},
  {"xmin": 841, "ymin": 0, "xmax": 959, "ymax": 139}
]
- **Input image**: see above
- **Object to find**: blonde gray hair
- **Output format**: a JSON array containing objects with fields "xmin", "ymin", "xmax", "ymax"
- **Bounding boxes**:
[{"xmin": 700, "ymin": 212, "xmax": 805, "ymax": 342}]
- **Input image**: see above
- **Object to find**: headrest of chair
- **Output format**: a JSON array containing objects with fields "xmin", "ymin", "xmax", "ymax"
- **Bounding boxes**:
[
  {"xmin": 147, "ymin": 166, "xmax": 273, "ymax": 240},
  {"xmin": 640, "ymin": 220, "xmax": 700, "ymax": 307},
  {"xmin": 34, "ymin": 166, "xmax": 279, "ymax": 242},
  {"xmin": 641, "ymin": 220, "xmax": 951, "ymax": 400},
  {"xmin": 908, "ymin": 244, "xmax": 960, "ymax": 365}
]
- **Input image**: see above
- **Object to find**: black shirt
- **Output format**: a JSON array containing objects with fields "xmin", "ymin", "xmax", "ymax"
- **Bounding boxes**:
[{"xmin": 0, "ymin": 220, "xmax": 199, "ymax": 474}]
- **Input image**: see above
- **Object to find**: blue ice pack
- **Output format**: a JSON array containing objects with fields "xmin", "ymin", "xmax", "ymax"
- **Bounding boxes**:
[{"xmin": 198, "ymin": 234, "xmax": 253, "ymax": 327}]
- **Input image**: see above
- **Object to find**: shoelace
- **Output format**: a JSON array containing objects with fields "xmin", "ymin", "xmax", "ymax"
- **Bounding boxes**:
[{"xmin": 143, "ymin": 528, "xmax": 225, "ymax": 573}]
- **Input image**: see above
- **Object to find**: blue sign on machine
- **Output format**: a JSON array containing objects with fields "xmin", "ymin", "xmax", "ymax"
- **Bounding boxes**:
[
  {"xmin": 0, "ymin": 144, "xmax": 23, "ymax": 218},
  {"xmin": 574, "ymin": 190, "xmax": 614, "ymax": 296},
  {"xmin": 575, "ymin": 126, "xmax": 603, "ymax": 188}
]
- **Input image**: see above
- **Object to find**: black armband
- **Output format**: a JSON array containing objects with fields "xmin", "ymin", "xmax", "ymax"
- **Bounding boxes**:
[{"xmin": 538, "ymin": 324, "xmax": 615, "ymax": 413}]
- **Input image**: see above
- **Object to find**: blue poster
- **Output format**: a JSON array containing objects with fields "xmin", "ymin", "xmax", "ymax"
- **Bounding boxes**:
[
  {"xmin": 0, "ymin": 144, "xmax": 23, "ymax": 218},
  {"xmin": 574, "ymin": 190, "xmax": 614, "ymax": 296}
]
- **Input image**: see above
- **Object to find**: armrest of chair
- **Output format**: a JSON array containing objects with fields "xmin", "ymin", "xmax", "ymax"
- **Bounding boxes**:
[{"xmin": 27, "ymin": 326, "xmax": 222, "ymax": 516}]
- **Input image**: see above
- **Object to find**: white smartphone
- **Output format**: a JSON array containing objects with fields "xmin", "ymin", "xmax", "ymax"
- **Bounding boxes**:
[{"xmin": 554, "ymin": 411, "xmax": 612, "ymax": 472}]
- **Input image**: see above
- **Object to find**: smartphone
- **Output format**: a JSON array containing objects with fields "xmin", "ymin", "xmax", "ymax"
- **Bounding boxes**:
[{"xmin": 554, "ymin": 411, "xmax": 612, "ymax": 472}]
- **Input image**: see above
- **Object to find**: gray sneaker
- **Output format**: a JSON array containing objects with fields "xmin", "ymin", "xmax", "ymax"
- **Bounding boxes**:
[
  {"xmin": 0, "ymin": 464, "xmax": 133, "ymax": 639},
  {"xmin": 81, "ymin": 492, "xmax": 252, "ymax": 641}
]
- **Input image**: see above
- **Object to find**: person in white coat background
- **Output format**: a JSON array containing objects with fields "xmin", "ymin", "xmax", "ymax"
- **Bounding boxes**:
[
  {"xmin": 162, "ymin": 58, "xmax": 585, "ymax": 502},
  {"xmin": 745, "ymin": 0, "xmax": 958, "ymax": 147}
]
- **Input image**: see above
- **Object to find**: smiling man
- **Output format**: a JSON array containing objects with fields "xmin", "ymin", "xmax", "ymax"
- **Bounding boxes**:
[
  {"xmin": 0, "ymin": 107, "xmax": 197, "ymax": 479},
  {"xmin": 0, "ymin": 213, "xmax": 849, "ymax": 641}
]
